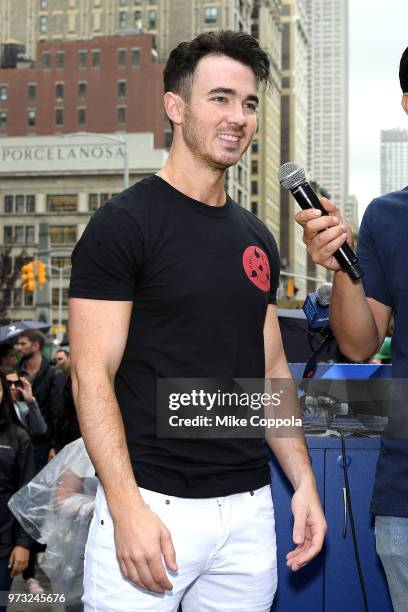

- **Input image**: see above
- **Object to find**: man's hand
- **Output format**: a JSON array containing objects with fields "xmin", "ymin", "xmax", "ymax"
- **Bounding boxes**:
[
  {"xmin": 286, "ymin": 484, "xmax": 327, "ymax": 572},
  {"xmin": 8, "ymin": 546, "xmax": 30, "ymax": 577},
  {"xmin": 114, "ymin": 501, "xmax": 177, "ymax": 593},
  {"xmin": 294, "ymin": 198, "xmax": 353, "ymax": 272}
]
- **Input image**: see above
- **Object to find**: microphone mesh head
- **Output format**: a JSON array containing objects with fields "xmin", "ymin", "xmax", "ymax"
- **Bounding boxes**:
[
  {"xmin": 316, "ymin": 283, "xmax": 333, "ymax": 307},
  {"xmin": 278, "ymin": 162, "xmax": 306, "ymax": 190}
]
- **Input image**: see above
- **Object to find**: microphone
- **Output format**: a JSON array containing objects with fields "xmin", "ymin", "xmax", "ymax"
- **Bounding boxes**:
[
  {"xmin": 278, "ymin": 162, "xmax": 363, "ymax": 281},
  {"xmin": 303, "ymin": 282, "xmax": 332, "ymax": 329}
]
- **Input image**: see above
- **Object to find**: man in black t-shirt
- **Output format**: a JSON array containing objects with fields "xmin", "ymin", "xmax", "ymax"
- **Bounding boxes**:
[{"xmin": 69, "ymin": 31, "xmax": 326, "ymax": 612}]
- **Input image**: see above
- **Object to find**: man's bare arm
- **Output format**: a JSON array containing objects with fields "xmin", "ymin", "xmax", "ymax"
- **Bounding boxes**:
[
  {"xmin": 294, "ymin": 199, "xmax": 391, "ymax": 361},
  {"xmin": 263, "ymin": 305, "xmax": 327, "ymax": 571},
  {"xmin": 330, "ymin": 271, "xmax": 391, "ymax": 361},
  {"xmin": 69, "ymin": 298, "xmax": 177, "ymax": 592}
]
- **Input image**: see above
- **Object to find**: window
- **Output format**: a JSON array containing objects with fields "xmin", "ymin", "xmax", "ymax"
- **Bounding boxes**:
[
  {"xmin": 4, "ymin": 226, "xmax": 13, "ymax": 244},
  {"xmin": 88, "ymin": 193, "xmax": 112, "ymax": 210},
  {"xmin": 118, "ymin": 80, "xmax": 126, "ymax": 98},
  {"xmin": 26, "ymin": 226, "xmax": 35, "ymax": 244},
  {"xmin": 39, "ymin": 15, "xmax": 48, "ymax": 32},
  {"xmin": 42, "ymin": 51, "xmax": 51, "ymax": 68},
  {"xmin": 251, "ymin": 140, "xmax": 258, "ymax": 153},
  {"xmin": 133, "ymin": 10, "xmax": 142, "ymax": 27},
  {"xmin": 39, "ymin": 0, "xmax": 47, "ymax": 8},
  {"xmin": 26, "ymin": 195, "xmax": 36, "ymax": 213},
  {"xmin": 78, "ymin": 107, "xmax": 86, "ymax": 124},
  {"xmin": 118, "ymin": 48, "xmax": 126, "ymax": 66},
  {"xmin": 88, "ymin": 194, "xmax": 99, "ymax": 210},
  {"xmin": 47, "ymin": 194, "xmax": 78, "ymax": 212},
  {"xmin": 4, "ymin": 196, "xmax": 13, "ymax": 213},
  {"xmin": 27, "ymin": 83, "xmax": 36, "ymax": 100},
  {"xmin": 79, "ymin": 49, "xmax": 87, "ymax": 69},
  {"xmin": 251, "ymin": 202, "xmax": 258, "ymax": 215},
  {"xmin": 51, "ymin": 257, "xmax": 71, "ymax": 276},
  {"xmin": 15, "ymin": 195, "xmax": 25, "ymax": 213},
  {"xmin": 134, "ymin": 0, "xmax": 141, "ymax": 4},
  {"xmin": 251, "ymin": 180, "xmax": 258, "ymax": 195},
  {"xmin": 55, "ymin": 108, "xmax": 64, "ymax": 125},
  {"xmin": 148, "ymin": 10, "xmax": 156, "ymax": 29},
  {"xmin": 251, "ymin": 160, "xmax": 258, "ymax": 174},
  {"xmin": 55, "ymin": 82, "xmax": 64, "ymax": 99},
  {"xmin": 131, "ymin": 47, "xmax": 140, "ymax": 66},
  {"xmin": 50, "ymin": 226, "xmax": 77, "ymax": 244},
  {"xmin": 92, "ymin": 49, "xmax": 101, "ymax": 68},
  {"xmin": 28, "ymin": 110, "xmax": 36, "ymax": 127},
  {"xmin": 0, "ymin": 111, "xmax": 7, "ymax": 129},
  {"xmin": 15, "ymin": 227, "xmax": 24, "ymax": 244},
  {"xmin": 117, "ymin": 106, "xmax": 126, "ymax": 123},
  {"xmin": 56, "ymin": 51, "xmax": 64, "ymax": 69},
  {"xmin": 0, "ymin": 85, "xmax": 7, "ymax": 100},
  {"xmin": 119, "ymin": 11, "xmax": 128, "ymax": 29},
  {"xmin": 52, "ymin": 288, "xmax": 69, "ymax": 307},
  {"xmin": 78, "ymin": 81, "xmax": 87, "ymax": 99},
  {"xmin": 119, "ymin": 0, "xmax": 128, "ymax": 4},
  {"xmin": 204, "ymin": 7, "xmax": 217, "ymax": 24}
]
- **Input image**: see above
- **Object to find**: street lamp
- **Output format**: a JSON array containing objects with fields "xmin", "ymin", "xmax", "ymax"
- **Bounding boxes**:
[{"xmin": 63, "ymin": 131, "xmax": 129, "ymax": 189}]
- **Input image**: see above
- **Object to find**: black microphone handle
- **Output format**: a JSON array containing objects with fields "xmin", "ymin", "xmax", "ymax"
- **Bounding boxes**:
[{"xmin": 291, "ymin": 181, "xmax": 363, "ymax": 281}]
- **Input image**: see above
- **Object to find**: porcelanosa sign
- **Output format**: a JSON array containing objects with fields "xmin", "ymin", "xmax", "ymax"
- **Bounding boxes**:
[{"xmin": 0, "ymin": 142, "xmax": 125, "ymax": 171}]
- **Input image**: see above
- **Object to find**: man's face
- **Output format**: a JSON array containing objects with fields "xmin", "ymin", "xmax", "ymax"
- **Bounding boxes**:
[
  {"xmin": 180, "ymin": 55, "xmax": 259, "ymax": 171},
  {"xmin": 54, "ymin": 351, "xmax": 69, "ymax": 366},
  {"xmin": 17, "ymin": 336, "xmax": 38, "ymax": 359}
]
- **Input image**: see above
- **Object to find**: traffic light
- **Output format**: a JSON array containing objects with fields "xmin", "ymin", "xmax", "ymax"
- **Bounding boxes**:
[
  {"xmin": 21, "ymin": 260, "xmax": 36, "ymax": 292},
  {"xmin": 37, "ymin": 259, "xmax": 47, "ymax": 289}
]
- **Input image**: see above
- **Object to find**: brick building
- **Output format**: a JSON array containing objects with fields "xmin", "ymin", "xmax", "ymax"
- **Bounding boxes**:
[{"xmin": 0, "ymin": 34, "xmax": 170, "ymax": 148}]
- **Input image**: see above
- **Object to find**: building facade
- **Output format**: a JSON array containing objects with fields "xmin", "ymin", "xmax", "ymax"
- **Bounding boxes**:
[
  {"xmin": 250, "ymin": 0, "xmax": 282, "ymax": 243},
  {"xmin": 305, "ymin": 0, "xmax": 349, "ymax": 213},
  {"xmin": 0, "ymin": 133, "xmax": 167, "ymax": 326},
  {"xmin": 0, "ymin": 35, "xmax": 169, "ymax": 148},
  {"xmin": 380, "ymin": 128, "xmax": 408, "ymax": 194},
  {"xmin": 280, "ymin": 0, "xmax": 309, "ymax": 299},
  {"xmin": 0, "ymin": 0, "xmax": 256, "ymax": 213}
]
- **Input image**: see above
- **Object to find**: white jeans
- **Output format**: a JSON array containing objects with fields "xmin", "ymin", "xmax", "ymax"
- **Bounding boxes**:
[{"xmin": 83, "ymin": 482, "xmax": 277, "ymax": 611}]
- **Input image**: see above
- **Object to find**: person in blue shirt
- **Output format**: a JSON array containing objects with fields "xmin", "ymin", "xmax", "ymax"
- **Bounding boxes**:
[{"xmin": 295, "ymin": 46, "xmax": 408, "ymax": 612}]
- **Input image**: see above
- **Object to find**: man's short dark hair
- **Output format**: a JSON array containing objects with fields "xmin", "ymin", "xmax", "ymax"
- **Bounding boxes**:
[
  {"xmin": 55, "ymin": 348, "xmax": 69, "ymax": 356},
  {"xmin": 163, "ymin": 31, "xmax": 271, "ymax": 128},
  {"xmin": 19, "ymin": 329, "xmax": 46, "ymax": 351},
  {"xmin": 399, "ymin": 46, "xmax": 408, "ymax": 93}
]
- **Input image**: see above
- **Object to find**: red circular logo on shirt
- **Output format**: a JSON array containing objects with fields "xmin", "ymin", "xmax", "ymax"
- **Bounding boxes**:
[{"xmin": 242, "ymin": 246, "xmax": 271, "ymax": 292}]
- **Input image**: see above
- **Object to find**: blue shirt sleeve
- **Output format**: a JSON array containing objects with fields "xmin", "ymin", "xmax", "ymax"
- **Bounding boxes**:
[{"xmin": 356, "ymin": 201, "xmax": 393, "ymax": 308}]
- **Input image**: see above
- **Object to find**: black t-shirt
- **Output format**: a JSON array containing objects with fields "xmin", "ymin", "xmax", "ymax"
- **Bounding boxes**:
[{"xmin": 69, "ymin": 175, "xmax": 280, "ymax": 497}]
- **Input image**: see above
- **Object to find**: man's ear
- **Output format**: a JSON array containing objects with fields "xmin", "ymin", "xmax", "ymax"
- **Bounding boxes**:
[
  {"xmin": 401, "ymin": 92, "xmax": 408, "ymax": 115},
  {"xmin": 164, "ymin": 92, "xmax": 184, "ymax": 127}
]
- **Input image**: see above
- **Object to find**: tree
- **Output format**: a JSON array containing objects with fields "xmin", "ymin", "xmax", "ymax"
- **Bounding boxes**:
[{"xmin": 0, "ymin": 247, "xmax": 29, "ymax": 325}]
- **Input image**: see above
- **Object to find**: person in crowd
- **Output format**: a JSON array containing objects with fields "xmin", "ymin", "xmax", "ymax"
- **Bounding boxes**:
[
  {"xmin": 0, "ymin": 370, "xmax": 36, "ymax": 611},
  {"xmin": 69, "ymin": 31, "xmax": 326, "ymax": 611},
  {"xmin": 17, "ymin": 330, "xmax": 64, "ymax": 467},
  {"xmin": 56, "ymin": 363, "xmax": 81, "ymax": 451},
  {"xmin": 0, "ymin": 343, "xmax": 17, "ymax": 372},
  {"xmin": 295, "ymin": 45, "xmax": 408, "ymax": 612},
  {"xmin": 53, "ymin": 349, "xmax": 71, "ymax": 370},
  {"xmin": 16, "ymin": 330, "xmax": 65, "ymax": 594},
  {"xmin": 4, "ymin": 369, "xmax": 47, "ymax": 437}
]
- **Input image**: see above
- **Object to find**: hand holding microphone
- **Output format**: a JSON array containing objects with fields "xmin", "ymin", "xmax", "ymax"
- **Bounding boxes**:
[{"xmin": 279, "ymin": 162, "xmax": 363, "ymax": 281}]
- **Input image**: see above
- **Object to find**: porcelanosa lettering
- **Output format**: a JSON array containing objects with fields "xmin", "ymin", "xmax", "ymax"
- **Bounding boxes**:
[{"xmin": 0, "ymin": 144, "xmax": 124, "ymax": 163}]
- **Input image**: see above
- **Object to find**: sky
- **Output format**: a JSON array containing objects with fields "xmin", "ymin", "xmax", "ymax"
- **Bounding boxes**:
[{"xmin": 349, "ymin": 0, "xmax": 408, "ymax": 220}]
